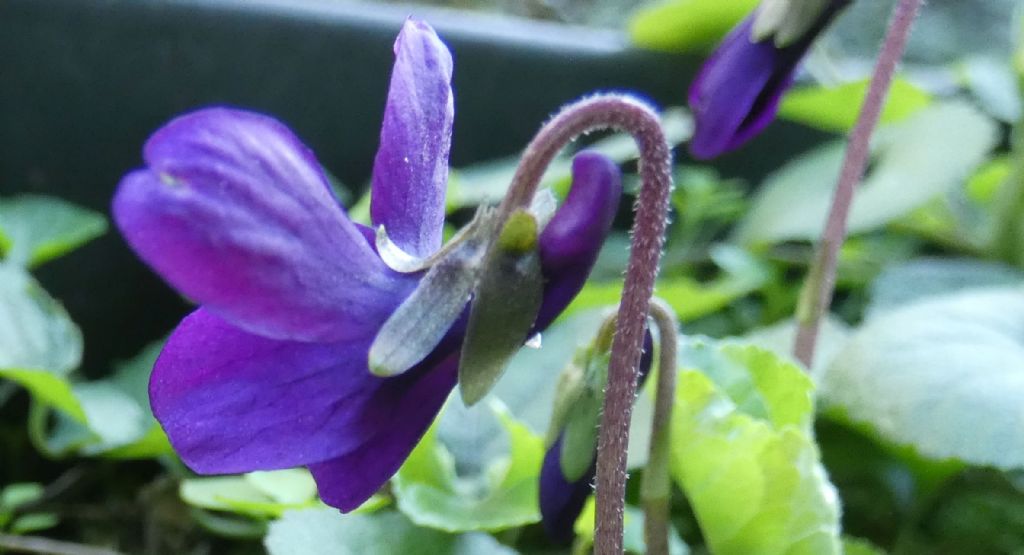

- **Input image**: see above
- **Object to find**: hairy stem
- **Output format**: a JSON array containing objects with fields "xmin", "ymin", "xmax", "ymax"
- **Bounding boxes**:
[
  {"xmin": 793, "ymin": 0, "xmax": 924, "ymax": 367},
  {"xmin": 499, "ymin": 94, "xmax": 673, "ymax": 554},
  {"xmin": 641, "ymin": 299, "xmax": 679, "ymax": 555}
]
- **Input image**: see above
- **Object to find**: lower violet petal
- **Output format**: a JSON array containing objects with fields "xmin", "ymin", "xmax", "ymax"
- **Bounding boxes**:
[
  {"xmin": 307, "ymin": 355, "xmax": 459, "ymax": 512},
  {"xmin": 152, "ymin": 308, "xmax": 394, "ymax": 473}
]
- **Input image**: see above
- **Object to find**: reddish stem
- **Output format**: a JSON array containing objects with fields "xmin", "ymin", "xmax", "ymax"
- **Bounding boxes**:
[
  {"xmin": 497, "ymin": 94, "xmax": 673, "ymax": 554},
  {"xmin": 793, "ymin": 0, "xmax": 924, "ymax": 367}
]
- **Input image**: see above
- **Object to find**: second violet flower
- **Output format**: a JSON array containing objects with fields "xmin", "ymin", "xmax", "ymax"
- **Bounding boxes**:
[{"xmin": 688, "ymin": 0, "xmax": 851, "ymax": 159}]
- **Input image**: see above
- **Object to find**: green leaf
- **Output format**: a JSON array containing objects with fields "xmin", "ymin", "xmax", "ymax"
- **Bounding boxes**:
[
  {"xmin": 246, "ymin": 470, "xmax": 319, "ymax": 506},
  {"xmin": 628, "ymin": 0, "xmax": 759, "ymax": 54},
  {"xmin": 866, "ymin": 258, "xmax": 1024, "ymax": 317},
  {"xmin": 670, "ymin": 338, "xmax": 841, "ymax": 555},
  {"xmin": 9, "ymin": 513, "xmax": 59, "ymax": 534},
  {"xmin": 0, "ymin": 369, "xmax": 85, "ymax": 422},
  {"xmin": 966, "ymin": 156, "xmax": 1011, "ymax": 204},
  {"xmin": 0, "ymin": 483, "xmax": 44, "ymax": 512},
  {"xmin": 181, "ymin": 469, "xmax": 319, "ymax": 519},
  {"xmin": 72, "ymin": 382, "xmax": 148, "ymax": 447},
  {"xmin": 737, "ymin": 101, "xmax": 998, "ymax": 245},
  {"xmin": 831, "ymin": 0, "xmax": 1019, "ymax": 65},
  {"xmin": 959, "ymin": 56, "xmax": 1022, "ymax": 123},
  {"xmin": 5, "ymin": 338, "xmax": 172, "ymax": 458},
  {"xmin": 778, "ymin": 78, "xmax": 933, "ymax": 132},
  {"xmin": 573, "ymin": 498, "xmax": 690, "ymax": 554},
  {"xmin": 0, "ymin": 265, "xmax": 82, "ymax": 375},
  {"xmin": 0, "ymin": 195, "xmax": 106, "ymax": 267},
  {"xmin": 928, "ymin": 486, "xmax": 1024, "ymax": 553},
  {"xmin": 265, "ymin": 509, "xmax": 515, "ymax": 555},
  {"xmin": 394, "ymin": 402, "xmax": 543, "ymax": 532},
  {"xmin": 842, "ymin": 537, "xmax": 886, "ymax": 555},
  {"xmin": 565, "ymin": 245, "xmax": 770, "ymax": 320},
  {"xmin": 190, "ymin": 509, "xmax": 267, "ymax": 539},
  {"xmin": 821, "ymin": 287, "xmax": 1024, "ymax": 469},
  {"xmin": 100, "ymin": 425, "xmax": 171, "ymax": 459},
  {"xmin": 742, "ymin": 316, "xmax": 851, "ymax": 381}
]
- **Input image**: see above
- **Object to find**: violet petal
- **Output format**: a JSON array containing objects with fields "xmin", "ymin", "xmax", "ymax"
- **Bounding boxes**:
[
  {"xmin": 152, "ymin": 308, "xmax": 416, "ymax": 473},
  {"xmin": 370, "ymin": 19, "xmax": 454, "ymax": 259},
  {"xmin": 114, "ymin": 107, "xmax": 415, "ymax": 342},
  {"xmin": 307, "ymin": 354, "xmax": 459, "ymax": 512},
  {"xmin": 535, "ymin": 151, "xmax": 623, "ymax": 329},
  {"xmin": 539, "ymin": 434, "xmax": 595, "ymax": 544},
  {"xmin": 688, "ymin": 2, "xmax": 847, "ymax": 159}
]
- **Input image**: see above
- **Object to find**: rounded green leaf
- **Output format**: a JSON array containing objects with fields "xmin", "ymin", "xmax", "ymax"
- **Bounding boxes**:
[
  {"xmin": 629, "ymin": 0, "xmax": 759, "ymax": 54},
  {"xmin": 0, "ymin": 194, "xmax": 106, "ymax": 268},
  {"xmin": 394, "ymin": 403, "xmax": 543, "ymax": 532},
  {"xmin": 265, "ymin": 510, "xmax": 515, "ymax": 555},
  {"xmin": 821, "ymin": 286, "xmax": 1024, "ymax": 469},
  {"xmin": 0, "ymin": 265, "xmax": 82, "ymax": 375},
  {"xmin": 778, "ymin": 78, "xmax": 932, "ymax": 133},
  {"xmin": 738, "ymin": 101, "xmax": 998, "ymax": 245},
  {"xmin": 671, "ymin": 338, "xmax": 840, "ymax": 555}
]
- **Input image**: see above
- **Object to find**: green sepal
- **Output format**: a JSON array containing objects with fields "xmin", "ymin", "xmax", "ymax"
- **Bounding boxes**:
[
  {"xmin": 558, "ymin": 348, "xmax": 610, "ymax": 482},
  {"xmin": 544, "ymin": 347, "xmax": 590, "ymax": 447},
  {"xmin": 751, "ymin": 0, "xmax": 832, "ymax": 47},
  {"xmin": 369, "ymin": 208, "xmax": 497, "ymax": 377},
  {"xmin": 497, "ymin": 210, "xmax": 538, "ymax": 254},
  {"xmin": 369, "ymin": 249, "xmax": 480, "ymax": 378},
  {"xmin": 458, "ymin": 210, "xmax": 544, "ymax": 406},
  {"xmin": 0, "ymin": 194, "xmax": 107, "ymax": 268}
]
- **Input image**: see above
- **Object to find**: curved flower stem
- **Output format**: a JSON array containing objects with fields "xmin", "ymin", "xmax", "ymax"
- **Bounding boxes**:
[
  {"xmin": 641, "ymin": 298, "xmax": 679, "ymax": 555},
  {"xmin": 792, "ymin": 0, "xmax": 923, "ymax": 367},
  {"xmin": 497, "ymin": 94, "xmax": 673, "ymax": 554}
]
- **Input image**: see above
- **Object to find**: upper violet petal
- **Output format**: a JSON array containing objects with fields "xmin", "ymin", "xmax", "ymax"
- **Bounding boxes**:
[
  {"xmin": 114, "ymin": 108, "xmax": 414, "ymax": 342},
  {"xmin": 308, "ymin": 355, "xmax": 459, "ymax": 512},
  {"xmin": 535, "ymin": 151, "xmax": 623, "ymax": 328},
  {"xmin": 370, "ymin": 19, "xmax": 455, "ymax": 259},
  {"xmin": 152, "ymin": 308, "xmax": 411, "ymax": 473}
]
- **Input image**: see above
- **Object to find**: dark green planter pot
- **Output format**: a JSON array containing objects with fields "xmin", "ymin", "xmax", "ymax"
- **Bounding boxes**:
[{"xmin": 0, "ymin": 0, "xmax": 819, "ymax": 370}]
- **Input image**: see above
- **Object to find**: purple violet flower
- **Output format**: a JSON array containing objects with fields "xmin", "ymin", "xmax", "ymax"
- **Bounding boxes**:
[
  {"xmin": 538, "ymin": 333, "xmax": 654, "ymax": 543},
  {"xmin": 113, "ymin": 20, "xmax": 622, "ymax": 512},
  {"xmin": 688, "ymin": 0, "xmax": 850, "ymax": 159}
]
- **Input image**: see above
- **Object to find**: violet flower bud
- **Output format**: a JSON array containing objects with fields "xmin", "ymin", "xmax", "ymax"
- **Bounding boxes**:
[
  {"xmin": 688, "ymin": 0, "xmax": 851, "ymax": 159},
  {"xmin": 539, "ymin": 331, "xmax": 655, "ymax": 543}
]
